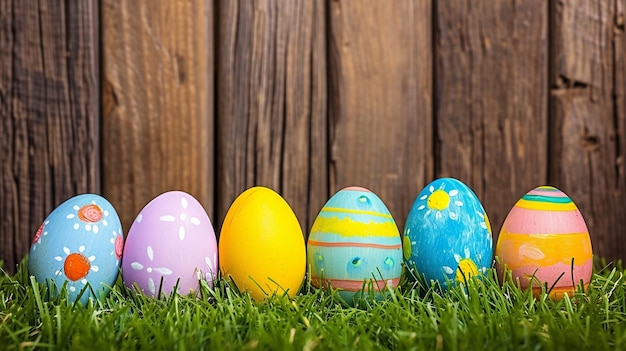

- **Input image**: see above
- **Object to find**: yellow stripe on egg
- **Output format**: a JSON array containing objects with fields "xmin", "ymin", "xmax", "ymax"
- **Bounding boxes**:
[{"xmin": 310, "ymin": 216, "xmax": 399, "ymax": 238}]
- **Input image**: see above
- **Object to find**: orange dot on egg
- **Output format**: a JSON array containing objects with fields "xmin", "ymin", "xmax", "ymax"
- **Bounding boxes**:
[{"xmin": 64, "ymin": 253, "xmax": 91, "ymax": 281}]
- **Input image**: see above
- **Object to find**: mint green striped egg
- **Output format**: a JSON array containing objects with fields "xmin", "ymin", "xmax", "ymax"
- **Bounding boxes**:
[{"xmin": 307, "ymin": 187, "xmax": 402, "ymax": 305}]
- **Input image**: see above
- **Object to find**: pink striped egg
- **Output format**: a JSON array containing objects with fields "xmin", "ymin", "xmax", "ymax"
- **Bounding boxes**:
[{"xmin": 496, "ymin": 186, "xmax": 593, "ymax": 299}]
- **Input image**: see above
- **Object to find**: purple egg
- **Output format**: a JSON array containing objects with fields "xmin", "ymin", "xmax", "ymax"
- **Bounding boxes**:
[{"xmin": 122, "ymin": 191, "xmax": 218, "ymax": 297}]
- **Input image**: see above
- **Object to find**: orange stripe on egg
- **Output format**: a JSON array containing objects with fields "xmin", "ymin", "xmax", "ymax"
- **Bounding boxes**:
[
  {"xmin": 312, "ymin": 276, "xmax": 401, "ymax": 292},
  {"xmin": 343, "ymin": 186, "xmax": 371, "ymax": 192},
  {"xmin": 531, "ymin": 283, "xmax": 590, "ymax": 300},
  {"xmin": 496, "ymin": 231, "xmax": 592, "ymax": 269}
]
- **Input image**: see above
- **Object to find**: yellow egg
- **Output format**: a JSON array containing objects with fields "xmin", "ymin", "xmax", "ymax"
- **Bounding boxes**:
[{"xmin": 219, "ymin": 186, "xmax": 306, "ymax": 300}]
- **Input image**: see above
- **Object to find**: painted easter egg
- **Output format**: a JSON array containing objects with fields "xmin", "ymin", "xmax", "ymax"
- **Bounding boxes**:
[
  {"xmin": 219, "ymin": 186, "xmax": 306, "ymax": 301},
  {"xmin": 28, "ymin": 194, "xmax": 124, "ymax": 305},
  {"xmin": 122, "ymin": 191, "xmax": 218, "ymax": 297},
  {"xmin": 496, "ymin": 186, "xmax": 593, "ymax": 299},
  {"xmin": 307, "ymin": 187, "xmax": 403, "ymax": 304},
  {"xmin": 403, "ymin": 178, "xmax": 493, "ymax": 289}
]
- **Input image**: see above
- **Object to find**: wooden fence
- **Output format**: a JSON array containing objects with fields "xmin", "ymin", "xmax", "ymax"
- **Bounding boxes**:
[{"xmin": 1, "ymin": 0, "xmax": 625, "ymax": 274}]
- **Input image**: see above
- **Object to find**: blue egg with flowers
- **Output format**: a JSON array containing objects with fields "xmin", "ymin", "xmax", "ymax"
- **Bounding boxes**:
[
  {"xmin": 28, "ymin": 194, "xmax": 124, "ymax": 305},
  {"xmin": 403, "ymin": 178, "xmax": 493, "ymax": 289}
]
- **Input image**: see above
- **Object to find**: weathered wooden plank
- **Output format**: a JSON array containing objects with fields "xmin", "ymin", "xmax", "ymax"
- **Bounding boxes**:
[
  {"xmin": 435, "ymin": 1, "xmax": 548, "ymax": 239},
  {"xmin": 101, "ymin": 1, "xmax": 214, "ymax": 231},
  {"xmin": 0, "ymin": 1, "xmax": 100, "ymax": 273},
  {"xmin": 282, "ymin": 0, "xmax": 329, "ymax": 233},
  {"xmin": 618, "ymin": 0, "xmax": 626, "ymax": 245},
  {"xmin": 327, "ymin": 0, "xmax": 433, "ymax": 230},
  {"xmin": 551, "ymin": 0, "xmax": 626, "ymax": 262},
  {"xmin": 216, "ymin": 0, "xmax": 327, "ymax": 234}
]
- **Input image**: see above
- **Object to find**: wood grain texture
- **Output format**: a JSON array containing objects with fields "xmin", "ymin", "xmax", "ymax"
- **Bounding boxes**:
[
  {"xmin": 551, "ymin": 0, "xmax": 626, "ymax": 262},
  {"xmin": 217, "ymin": 0, "xmax": 327, "ymax": 234},
  {"xmin": 0, "ymin": 1, "xmax": 99, "ymax": 273},
  {"xmin": 327, "ymin": 0, "xmax": 433, "ymax": 231},
  {"xmin": 101, "ymin": 0, "xmax": 214, "ymax": 232},
  {"xmin": 435, "ymin": 1, "xmax": 548, "ymax": 239}
]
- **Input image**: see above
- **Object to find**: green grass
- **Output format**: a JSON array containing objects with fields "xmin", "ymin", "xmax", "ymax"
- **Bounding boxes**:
[{"xmin": 1, "ymin": 259, "xmax": 625, "ymax": 350}]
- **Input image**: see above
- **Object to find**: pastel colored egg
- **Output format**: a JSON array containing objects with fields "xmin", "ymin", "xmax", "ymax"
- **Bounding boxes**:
[
  {"xmin": 122, "ymin": 191, "xmax": 218, "ymax": 297},
  {"xmin": 403, "ymin": 178, "xmax": 493, "ymax": 289},
  {"xmin": 28, "ymin": 194, "xmax": 124, "ymax": 305},
  {"xmin": 307, "ymin": 186, "xmax": 403, "ymax": 305},
  {"xmin": 496, "ymin": 186, "xmax": 593, "ymax": 299},
  {"xmin": 219, "ymin": 186, "xmax": 306, "ymax": 301}
]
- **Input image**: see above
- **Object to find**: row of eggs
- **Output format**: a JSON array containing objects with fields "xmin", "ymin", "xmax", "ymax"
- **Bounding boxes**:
[{"xmin": 27, "ymin": 178, "xmax": 593, "ymax": 305}]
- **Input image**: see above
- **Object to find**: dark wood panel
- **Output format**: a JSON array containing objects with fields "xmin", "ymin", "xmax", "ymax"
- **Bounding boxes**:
[
  {"xmin": 327, "ymin": 0, "xmax": 433, "ymax": 230},
  {"xmin": 216, "ymin": 0, "xmax": 328, "ymax": 234},
  {"xmin": 551, "ymin": 0, "xmax": 626, "ymax": 262},
  {"xmin": 101, "ymin": 1, "xmax": 214, "ymax": 231},
  {"xmin": 435, "ymin": 1, "xmax": 549, "ymax": 239},
  {"xmin": 0, "ymin": 1, "xmax": 100, "ymax": 273},
  {"xmin": 618, "ymin": 1, "xmax": 626, "ymax": 252}
]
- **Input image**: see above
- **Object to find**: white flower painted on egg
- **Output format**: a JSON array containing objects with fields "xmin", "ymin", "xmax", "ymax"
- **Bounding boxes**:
[
  {"xmin": 416, "ymin": 184, "xmax": 463, "ymax": 221},
  {"xmin": 66, "ymin": 201, "xmax": 110, "ymax": 234},
  {"xmin": 442, "ymin": 247, "xmax": 485, "ymax": 283},
  {"xmin": 54, "ymin": 245, "xmax": 99, "ymax": 293},
  {"xmin": 158, "ymin": 196, "xmax": 202, "ymax": 241},
  {"xmin": 203, "ymin": 252, "xmax": 218, "ymax": 282},
  {"xmin": 130, "ymin": 246, "xmax": 173, "ymax": 296}
]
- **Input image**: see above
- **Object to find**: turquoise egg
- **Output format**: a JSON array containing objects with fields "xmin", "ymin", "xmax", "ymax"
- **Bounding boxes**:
[
  {"xmin": 403, "ymin": 178, "xmax": 493, "ymax": 289},
  {"xmin": 28, "ymin": 194, "xmax": 124, "ymax": 305},
  {"xmin": 307, "ymin": 186, "xmax": 403, "ymax": 305}
]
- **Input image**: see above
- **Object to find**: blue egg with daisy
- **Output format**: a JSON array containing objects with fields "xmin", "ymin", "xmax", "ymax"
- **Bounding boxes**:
[
  {"xmin": 28, "ymin": 194, "xmax": 124, "ymax": 305},
  {"xmin": 403, "ymin": 178, "xmax": 493, "ymax": 289}
]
